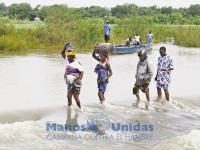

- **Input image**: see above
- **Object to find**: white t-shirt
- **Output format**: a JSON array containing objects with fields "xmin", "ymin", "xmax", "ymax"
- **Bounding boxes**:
[
  {"xmin": 146, "ymin": 33, "xmax": 153, "ymax": 39},
  {"xmin": 135, "ymin": 35, "xmax": 140, "ymax": 42},
  {"xmin": 65, "ymin": 59, "xmax": 83, "ymax": 72},
  {"xmin": 65, "ymin": 59, "xmax": 83, "ymax": 84}
]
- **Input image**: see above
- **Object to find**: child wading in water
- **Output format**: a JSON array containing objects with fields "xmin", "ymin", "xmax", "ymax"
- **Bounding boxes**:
[{"xmin": 92, "ymin": 49, "xmax": 112, "ymax": 104}]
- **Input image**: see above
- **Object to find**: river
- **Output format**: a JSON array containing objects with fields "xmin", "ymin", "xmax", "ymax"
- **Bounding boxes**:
[{"xmin": 0, "ymin": 43, "xmax": 200, "ymax": 150}]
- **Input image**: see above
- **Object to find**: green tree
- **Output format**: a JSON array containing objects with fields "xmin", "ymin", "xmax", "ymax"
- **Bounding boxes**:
[
  {"xmin": 178, "ymin": 8, "xmax": 189, "ymax": 17},
  {"xmin": 84, "ymin": 6, "xmax": 110, "ymax": 18},
  {"xmin": 155, "ymin": 14, "xmax": 169, "ymax": 24},
  {"xmin": 38, "ymin": 5, "xmax": 69, "ymax": 22},
  {"xmin": 160, "ymin": 6, "xmax": 173, "ymax": 15},
  {"xmin": 188, "ymin": 4, "xmax": 200, "ymax": 16},
  {"xmin": 0, "ymin": 3, "xmax": 7, "ymax": 16},
  {"xmin": 169, "ymin": 13, "xmax": 183, "ymax": 24},
  {"xmin": 138, "ymin": 5, "xmax": 159, "ymax": 16},
  {"xmin": 0, "ymin": 3, "xmax": 6, "ymax": 12},
  {"xmin": 29, "ymin": 11, "xmax": 37, "ymax": 21},
  {"xmin": 8, "ymin": 3, "xmax": 33, "ymax": 20},
  {"xmin": 111, "ymin": 4, "xmax": 138, "ymax": 18}
]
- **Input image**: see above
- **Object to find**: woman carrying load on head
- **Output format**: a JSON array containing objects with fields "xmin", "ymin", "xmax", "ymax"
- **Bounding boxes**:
[
  {"xmin": 92, "ymin": 47, "xmax": 112, "ymax": 104},
  {"xmin": 61, "ymin": 43, "xmax": 84, "ymax": 109}
]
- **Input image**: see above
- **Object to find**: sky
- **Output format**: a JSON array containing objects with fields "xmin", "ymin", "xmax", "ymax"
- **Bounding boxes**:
[{"xmin": 1, "ymin": 0, "xmax": 200, "ymax": 8}]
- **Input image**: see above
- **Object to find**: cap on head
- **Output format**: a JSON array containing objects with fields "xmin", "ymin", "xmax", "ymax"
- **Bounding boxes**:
[{"xmin": 106, "ymin": 20, "xmax": 109, "ymax": 23}]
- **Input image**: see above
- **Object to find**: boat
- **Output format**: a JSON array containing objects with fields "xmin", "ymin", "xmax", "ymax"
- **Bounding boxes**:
[{"xmin": 110, "ymin": 43, "xmax": 153, "ymax": 54}]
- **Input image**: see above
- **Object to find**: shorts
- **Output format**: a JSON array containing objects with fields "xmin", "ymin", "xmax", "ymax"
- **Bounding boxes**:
[
  {"xmin": 104, "ymin": 35, "xmax": 110, "ymax": 41},
  {"xmin": 133, "ymin": 83, "xmax": 149, "ymax": 95}
]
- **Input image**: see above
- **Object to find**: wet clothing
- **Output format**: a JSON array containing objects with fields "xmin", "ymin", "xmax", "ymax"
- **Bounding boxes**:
[
  {"xmin": 156, "ymin": 55, "xmax": 173, "ymax": 89},
  {"xmin": 67, "ymin": 82, "xmax": 81, "ymax": 94},
  {"xmin": 133, "ymin": 82, "xmax": 149, "ymax": 94},
  {"xmin": 94, "ymin": 63, "xmax": 109, "ymax": 93},
  {"xmin": 133, "ymin": 57, "xmax": 153, "ymax": 95},
  {"xmin": 135, "ymin": 57, "xmax": 153, "ymax": 85},
  {"xmin": 64, "ymin": 59, "xmax": 83, "ymax": 93}
]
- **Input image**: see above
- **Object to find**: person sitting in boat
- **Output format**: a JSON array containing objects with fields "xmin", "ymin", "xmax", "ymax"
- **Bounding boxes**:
[
  {"xmin": 146, "ymin": 31, "xmax": 153, "ymax": 44},
  {"xmin": 134, "ymin": 33, "xmax": 141, "ymax": 45},
  {"xmin": 92, "ymin": 49, "xmax": 112, "ymax": 104},
  {"xmin": 125, "ymin": 37, "xmax": 132, "ymax": 47}
]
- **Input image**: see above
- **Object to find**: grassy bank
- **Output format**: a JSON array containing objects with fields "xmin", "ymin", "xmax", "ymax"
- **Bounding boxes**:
[
  {"xmin": 174, "ymin": 26, "xmax": 200, "ymax": 47},
  {"xmin": 0, "ymin": 17, "xmax": 200, "ymax": 52}
]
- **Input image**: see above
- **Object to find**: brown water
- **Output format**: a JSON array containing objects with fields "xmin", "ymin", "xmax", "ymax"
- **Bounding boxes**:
[{"xmin": 0, "ymin": 43, "xmax": 200, "ymax": 150}]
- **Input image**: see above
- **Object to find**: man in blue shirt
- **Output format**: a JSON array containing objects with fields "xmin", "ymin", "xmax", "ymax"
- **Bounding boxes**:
[{"xmin": 104, "ymin": 21, "xmax": 110, "ymax": 43}]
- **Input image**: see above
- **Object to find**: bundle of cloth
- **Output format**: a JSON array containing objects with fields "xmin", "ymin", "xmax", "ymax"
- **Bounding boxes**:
[{"xmin": 64, "ymin": 43, "xmax": 82, "ymax": 85}]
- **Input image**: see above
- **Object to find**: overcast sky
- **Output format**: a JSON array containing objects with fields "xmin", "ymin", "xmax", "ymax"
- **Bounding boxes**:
[{"xmin": 2, "ymin": 0, "xmax": 200, "ymax": 8}]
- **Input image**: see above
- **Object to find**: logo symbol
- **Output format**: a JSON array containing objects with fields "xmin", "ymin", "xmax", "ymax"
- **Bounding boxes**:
[{"xmin": 87, "ymin": 112, "xmax": 110, "ymax": 131}]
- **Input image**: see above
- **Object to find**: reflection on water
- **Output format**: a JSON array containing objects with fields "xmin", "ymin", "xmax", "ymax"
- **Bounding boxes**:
[
  {"xmin": 66, "ymin": 108, "xmax": 78, "ymax": 127},
  {"xmin": 0, "ymin": 43, "xmax": 200, "ymax": 150}
]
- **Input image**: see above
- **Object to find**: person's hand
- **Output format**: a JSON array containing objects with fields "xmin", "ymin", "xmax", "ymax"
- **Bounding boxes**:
[
  {"xmin": 161, "ymin": 68, "xmax": 169, "ymax": 71},
  {"xmin": 141, "ymin": 78, "xmax": 149, "ymax": 84},
  {"xmin": 76, "ymin": 79, "xmax": 82, "ymax": 85},
  {"xmin": 66, "ymin": 42, "xmax": 70, "ymax": 46},
  {"xmin": 102, "ymin": 78, "xmax": 107, "ymax": 83}
]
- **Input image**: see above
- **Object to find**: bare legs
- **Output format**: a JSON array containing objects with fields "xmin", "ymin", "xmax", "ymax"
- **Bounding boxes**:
[
  {"xmin": 98, "ymin": 90, "xmax": 105, "ymax": 103},
  {"xmin": 135, "ymin": 88, "xmax": 150, "ymax": 102},
  {"xmin": 136, "ymin": 93, "xmax": 140, "ymax": 101},
  {"xmin": 164, "ymin": 89, "xmax": 169, "ymax": 101},
  {"xmin": 67, "ymin": 90, "xmax": 73, "ymax": 107},
  {"xmin": 145, "ymin": 88, "xmax": 150, "ymax": 102},
  {"xmin": 157, "ymin": 87, "xmax": 169, "ymax": 101},
  {"xmin": 73, "ymin": 88, "xmax": 81, "ymax": 108},
  {"xmin": 67, "ymin": 87, "xmax": 81, "ymax": 109}
]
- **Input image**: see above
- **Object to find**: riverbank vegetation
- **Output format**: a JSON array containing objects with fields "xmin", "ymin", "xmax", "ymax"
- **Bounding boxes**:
[{"xmin": 0, "ymin": 3, "xmax": 200, "ymax": 52}]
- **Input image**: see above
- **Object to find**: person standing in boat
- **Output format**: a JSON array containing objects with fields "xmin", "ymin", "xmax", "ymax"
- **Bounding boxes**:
[
  {"xmin": 134, "ymin": 33, "xmax": 141, "ymax": 45},
  {"xmin": 146, "ymin": 31, "xmax": 153, "ymax": 44},
  {"xmin": 155, "ymin": 46, "xmax": 174, "ymax": 101},
  {"xmin": 61, "ymin": 45, "xmax": 84, "ymax": 109},
  {"xmin": 132, "ymin": 49, "xmax": 153, "ymax": 108},
  {"xmin": 92, "ymin": 49, "xmax": 112, "ymax": 104},
  {"xmin": 104, "ymin": 21, "xmax": 111, "ymax": 43}
]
